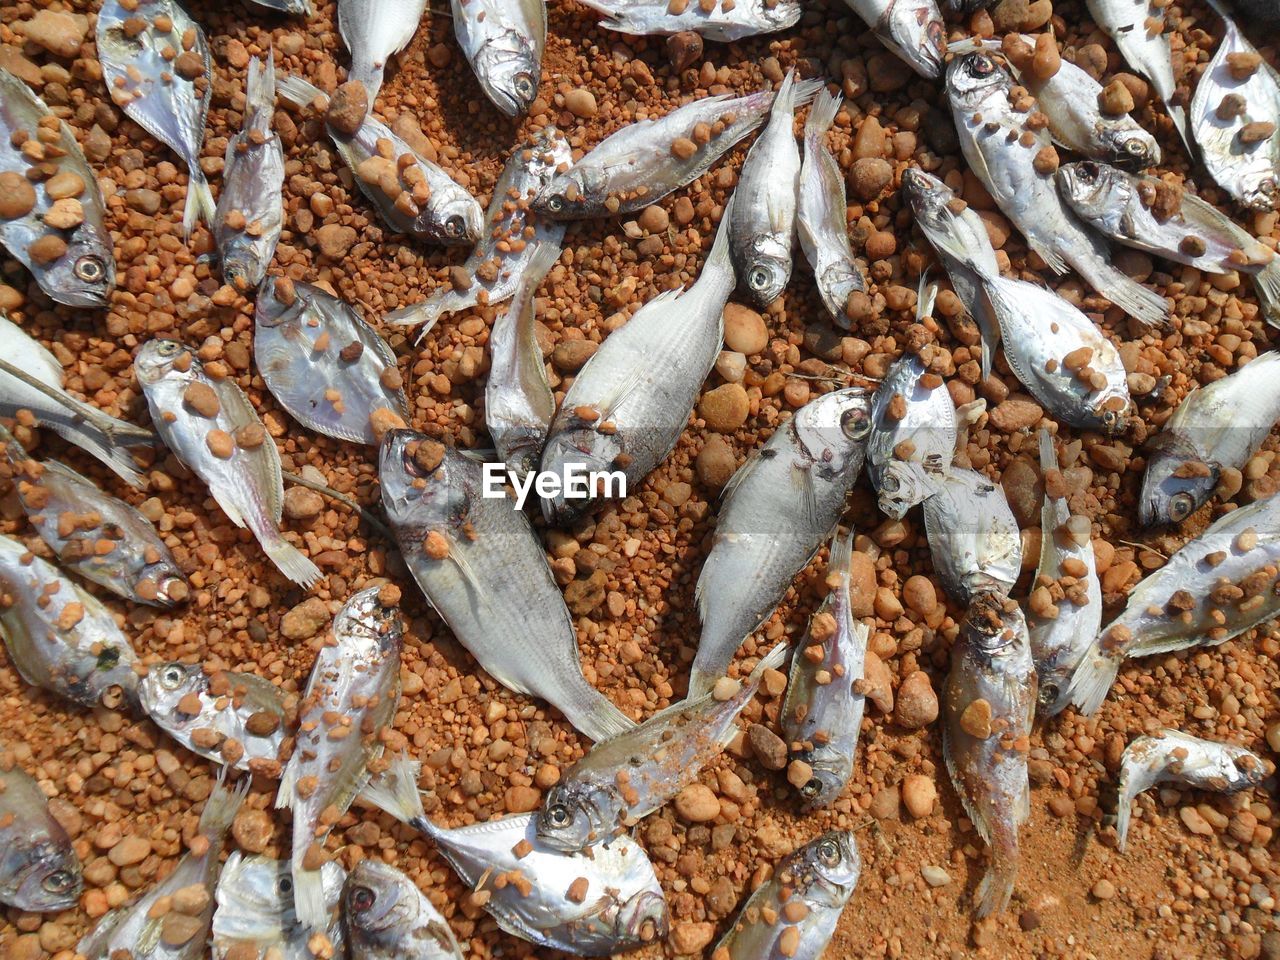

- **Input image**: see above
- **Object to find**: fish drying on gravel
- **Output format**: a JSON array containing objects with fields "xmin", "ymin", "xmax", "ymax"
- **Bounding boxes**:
[
  {"xmin": 729, "ymin": 70, "xmax": 821, "ymax": 308},
  {"xmin": 942, "ymin": 592, "xmax": 1035, "ymax": 919},
  {"xmin": 798, "ymin": 88, "xmax": 866, "ymax": 326},
  {"xmin": 1067, "ymin": 491, "xmax": 1280, "ymax": 715},
  {"xmin": 452, "ymin": 0, "xmax": 545, "ymax": 116},
  {"xmin": 691, "ymin": 386, "xmax": 874, "ymax": 696},
  {"xmin": 276, "ymin": 585, "xmax": 403, "ymax": 932},
  {"xmin": 365, "ymin": 756, "xmax": 670, "ymax": 955},
  {"xmin": 1115, "ymin": 730, "xmax": 1269, "ymax": 853},
  {"xmin": 140, "ymin": 662, "xmax": 290, "ymax": 777},
  {"xmin": 1, "ymin": 317, "xmax": 152, "ymax": 487},
  {"xmin": 255, "ymin": 276, "xmax": 409, "ymax": 445},
  {"xmin": 0, "ymin": 757, "xmax": 82, "ymax": 913},
  {"xmin": 841, "ymin": 0, "xmax": 944, "ymax": 79},
  {"xmin": 945, "ymin": 52, "xmax": 1169, "ymax": 328},
  {"xmin": 214, "ymin": 53, "xmax": 284, "ymax": 291},
  {"xmin": 1190, "ymin": 0, "xmax": 1280, "ymax": 212},
  {"xmin": 337, "ymin": 0, "xmax": 428, "ymax": 107},
  {"xmin": 343, "ymin": 858, "xmax": 463, "ymax": 960},
  {"xmin": 780, "ymin": 530, "xmax": 868, "ymax": 809},
  {"xmin": 0, "ymin": 69, "xmax": 115, "ymax": 307},
  {"xmin": 539, "ymin": 202, "xmax": 735, "ymax": 523},
  {"xmin": 136, "ymin": 339, "xmax": 321, "ymax": 586},
  {"xmin": 385, "ymin": 126, "xmax": 571, "ymax": 337},
  {"xmin": 923, "ymin": 468, "xmax": 1021, "ymax": 606},
  {"xmin": 96, "ymin": 0, "xmax": 215, "ymax": 234},
  {"xmin": 486, "ymin": 243, "xmax": 559, "ymax": 476},
  {"xmin": 1026, "ymin": 430, "xmax": 1101, "ymax": 718},
  {"xmin": 1137, "ymin": 352, "xmax": 1280, "ymax": 527},
  {"xmin": 575, "ymin": 0, "xmax": 800, "ymax": 40},
  {"xmin": 248, "ymin": 0, "xmax": 314, "ymax": 13},
  {"xmin": 79, "ymin": 780, "xmax": 247, "ymax": 960},
  {"xmin": 276, "ymin": 76, "xmax": 482, "ymax": 245},
  {"xmin": 711, "ymin": 830, "xmax": 861, "ymax": 960},
  {"xmin": 212, "ymin": 854, "xmax": 346, "ymax": 960},
  {"xmin": 379, "ymin": 432, "xmax": 635, "ymax": 741},
  {"xmin": 535, "ymin": 643, "xmax": 787, "ymax": 851},
  {"xmin": 0, "ymin": 532, "xmax": 140, "ymax": 710}
]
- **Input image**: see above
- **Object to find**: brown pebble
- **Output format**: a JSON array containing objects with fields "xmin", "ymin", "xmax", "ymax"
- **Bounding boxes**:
[
  {"xmin": 699, "ymin": 383, "xmax": 750, "ymax": 432},
  {"xmin": 28, "ymin": 234, "xmax": 67, "ymax": 264},
  {"xmin": 746, "ymin": 723, "xmax": 787, "ymax": 770},
  {"xmin": 674, "ymin": 783, "xmax": 720, "ymax": 822},
  {"xmin": 564, "ymin": 88, "xmax": 598, "ymax": 119},
  {"xmin": 205, "ymin": 429, "xmax": 234, "ymax": 459},
  {"xmin": 326, "ymin": 81, "xmax": 368, "ymax": 136},
  {"xmin": 183, "ymin": 382, "xmax": 220, "ymax": 418},
  {"xmin": 666, "ymin": 31, "xmax": 703, "ymax": 72}
]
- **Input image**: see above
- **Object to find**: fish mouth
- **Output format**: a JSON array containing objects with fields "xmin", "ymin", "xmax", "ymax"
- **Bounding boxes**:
[
  {"xmin": 49, "ymin": 286, "xmax": 112, "ymax": 309},
  {"xmin": 153, "ymin": 575, "xmax": 190, "ymax": 606},
  {"xmin": 619, "ymin": 890, "xmax": 670, "ymax": 944}
]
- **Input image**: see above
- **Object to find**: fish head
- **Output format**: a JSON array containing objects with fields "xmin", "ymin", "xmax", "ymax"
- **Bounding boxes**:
[
  {"xmin": 436, "ymin": 189, "xmax": 484, "ymax": 246},
  {"xmin": 473, "ymin": 39, "xmax": 540, "ymax": 117},
  {"xmin": 881, "ymin": 1, "xmax": 945, "ymax": 79},
  {"xmin": 534, "ymin": 782, "xmax": 601, "ymax": 851},
  {"xmin": 137, "ymin": 561, "xmax": 190, "ymax": 608},
  {"xmin": 876, "ymin": 461, "xmax": 940, "ymax": 520},
  {"xmin": 1106, "ymin": 127, "xmax": 1161, "ymax": 169},
  {"xmin": 899, "ymin": 167, "xmax": 959, "ymax": 232},
  {"xmin": 36, "ymin": 229, "xmax": 114, "ymax": 307},
  {"xmin": 818, "ymin": 261, "xmax": 864, "ymax": 326},
  {"xmin": 796, "ymin": 756, "xmax": 853, "ymax": 809},
  {"xmin": 379, "ymin": 430, "xmax": 470, "ymax": 531},
  {"xmin": 8, "ymin": 839, "xmax": 82, "ymax": 912},
  {"xmin": 532, "ymin": 168, "xmax": 600, "ymax": 219},
  {"xmin": 1034, "ymin": 665, "xmax": 1076, "ymax": 719},
  {"xmin": 945, "ymin": 52, "xmax": 1008, "ymax": 109},
  {"xmin": 961, "ymin": 590, "xmax": 1026, "ymax": 658},
  {"xmin": 740, "ymin": 237, "xmax": 793, "ymax": 308},
  {"xmin": 138, "ymin": 660, "xmax": 204, "ymax": 723},
  {"xmin": 134, "ymin": 339, "xmax": 198, "ymax": 387},
  {"xmin": 1242, "ymin": 177, "xmax": 1280, "ymax": 213},
  {"xmin": 792, "ymin": 387, "xmax": 874, "ymax": 475},
  {"xmin": 334, "ymin": 584, "xmax": 404, "ymax": 652},
  {"xmin": 344, "ymin": 859, "xmax": 415, "ymax": 943},
  {"xmin": 611, "ymin": 887, "xmax": 670, "ymax": 947},
  {"xmin": 795, "ymin": 830, "xmax": 861, "ymax": 901},
  {"xmin": 1137, "ymin": 437, "xmax": 1214, "ymax": 527},
  {"xmin": 253, "ymin": 277, "xmax": 306, "ymax": 331},
  {"xmin": 1054, "ymin": 161, "xmax": 1123, "ymax": 224}
]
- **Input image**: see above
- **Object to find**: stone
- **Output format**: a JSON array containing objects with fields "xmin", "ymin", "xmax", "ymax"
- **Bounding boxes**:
[
  {"xmin": 1001, "ymin": 457, "xmax": 1043, "ymax": 529},
  {"xmin": 699, "ymin": 383, "xmax": 750, "ymax": 432},
  {"xmin": 666, "ymin": 32, "xmax": 703, "ymax": 72},
  {"xmin": 696, "ymin": 435, "xmax": 736, "ymax": 489},
  {"xmin": 921, "ymin": 865, "xmax": 951, "ymax": 887},
  {"xmin": 670, "ymin": 921, "xmax": 715, "ymax": 955},
  {"xmin": 869, "ymin": 783, "xmax": 899, "ymax": 819},
  {"xmin": 108, "ymin": 835, "xmax": 151, "ymax": 866},
  {"xmin": 894, "ymin": 671, "xmax": 939, "ymax": 730},
  {"xmin": 18, "ymin": 10, "xmax": 86, "ymax": 59},
  {"xmin": 862, "ymin": 649, "xmax": 893, "ymax": 713},
  {"xmin": 902, "ymin": 774, "xmax": 937, "ymax": 818},
  {"xmin": 638, "ymin": 204, "xmax": 668, "ymax": 233},
  {"xmin": 746, "ymin": 723, "xmax": 787, "ymax": 770},
  {"xmin": 283, "ymin": 486, "xmax": 324, "ymax": 520},
  {"xmin": 315, "ymin": 223, "xmax": 356, "ymax": 259},
  {"xmin": 674, "ymin": 783, "xmax": 720, "ymax": 822},
  {"xmin": 281, "ymin": 597, "xmax": 330, "ymax": 641},
  {"xmin": 505, "ymin": 785, "xmax": 540, "ymax": 813},
  {"xmin": 552, "ymin": 339, "xmax": 597, "ymax": 372},
  {"xmin": 723, "ymin": 303, "xmax": 768, "ymax": 355},
  {"xmin": 988, "ymin": 397, "xmax": 1043, "ymax": 432},
  {"xmin": 848, "ymin": 551, "xmax": 877, "ymax": 618},
  {"xmin": 326, "ymin": 81, "xmax": 368, "ymax": 136},
  {"xmin": 849, "ymin": 157, "xmax": 893, "ymax": 201},
  {"xmin": 0, "ymin": 172, "xmax": 36, "ymax": 220},
  {"xmin": 564, "ymin": 88, "xmax": 597, "ymax": 118},
  {"xmin": 901, "ymin": 575, "xmax": 937, "ymax": 617}
]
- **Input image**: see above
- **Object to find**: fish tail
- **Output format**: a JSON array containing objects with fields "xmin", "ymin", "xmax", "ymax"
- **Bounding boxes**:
[
  {"xmin": 1064, "ymin": 641, "xmax": 1120, "ymax": 715},
  {"xmin": 45, "ymin": 420, "xmax": 144, "ymax": 488},
  {"xmin": 568, "ymin": 694, "xmax": 636, "ymax": 743},
  {"xmin": 1165, "ymin": 102, "xmax": 1196, "ymax": 162},
  {"xmin": 974, "ymin": 827, "xmax": 1018, "ymax": 918},
  {"xmin": 1252, "ymin": 261, "xmax": 1280, "ymax": 329},
  {"xmin": 384, "ymin": 301, "xmax": 444, "ymax": 341},
  {"xmin": 699, "ymin": 194, "xmax": 736, "ymax": 289},
  {"xmin": 804, "ymin": 87, "xmax": 841, "ymax": 141},
  {"xmin": 246, "ymin": 52, "xmax": 278, "ymax": 132},
  {"xmin": 789, "ymin": 77, "xmax": 826, "ymax": 112},
  {"xmin": 1115, "ymin": 788, "xmax": 1135, "ymax": 854},
  {"xmin": 275, "ymin": 74, "xmax": 328, "ymax": 110},
  {"xmin": 183, "ymin": 167, "xmax": 217, "ymax": 238},
  {"xmin": 292, "ymin": 860, "xmax": 330, "ymax": 932},
  {"xmin": 361, "ymin": 754, "xmax": 429, "ymax": 826},
  {"xmin": 198, "ymin": 775, "xmax": 250, "ymax": 841},
  {"xmin": 743, "ymin": 641, "xmax": 790, "ymax": 692},
  {"xmin": 515, "ymin": 243, "xmax": 562, "ymax": 303},
  {"xmin": 1036, "ymin": 427, "xmax": 1056, "ymax": 474},
  {"xmin": 828, "ymin": 525, "xmax": 853, "ymax": 584},
  {"xmin": 1079, "ymin": 263, "xmax": 1169, "ymax": 327},
  {"xmin": 261, "ymin": 532, "xmax": 322, "ymax": 587},
  {"xmin": 686, "ymin": 666, "xmax": 715, "ymax": 700}
]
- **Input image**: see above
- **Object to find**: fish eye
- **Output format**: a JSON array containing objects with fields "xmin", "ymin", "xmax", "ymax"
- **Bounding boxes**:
[
  {"xmin": 1076, "ymin": 162, "xmax": 1099, "ymax": 183},
  {"xmin": 160, "ymin": 664, "xmax": 186, "ymax": 689},
  {"xmin": 800, "ymin": 778, "xmax": 822, "ymax": 799},
  {"xmin": 547, "ymin": 803, "xmax": 571, "ymax": 827},
  {"xmin": 445, "ymin": 215, "xmax": 466, "ymax": 238},
  {"xmin": 967, "ymin": 55, "xmax": 995, "ymax": 78},
  {"xmin": 1039, "ymin": 681, "xmax": 1059, "ymax": 705},
  {"xmin": 1101, "ymin": 410, "xmax": 1120, "ymax": 431},
  {"xmin": 1169, "ymin": 492, "xmax": 1196, "ymax": 522},
  {"xmin": 1125, "ymin": 140, "xmax": 1146, "ymax": 156},
  {"xmin": 841, "ymin": 408, "xmax": 871, "ymax": 441},
  {"xmin": 881, "ymin": 474, "xmax": 900, "ymax": 494},
  {"xmin": 42, "ymin": 870, "xmax": 74, "ymax": 895},
  {"xmin": 74, "ymin": 255, "xmax": 105, "ymax": 283},
  {"xmin": 278, "ymin": 876, "xmax": 293, "ymax": 895},
  {"xmin": 748, "ymin": 267, "xmax": 770, "ymax": 290},
  {"xmin": 816, "ymin": 838, "xmax": 841, "ymax": 866},
  {"xmin": 349, "ymin": 885, "xmax": 376, "ymax": 912},
  {"xmin": 926, "ymin": 20, "xmax": 944, "ymax": 50},
  {"xmin": 546, "ymin": 195, "xmax": 564, "ymax": 212},
  {"xmin": 514, "ymin": 72, "xmax": 535, "ymax": 101},
  {"xmin": 157, "ymin": 340, "xmax": 182, "ymax": 357}
]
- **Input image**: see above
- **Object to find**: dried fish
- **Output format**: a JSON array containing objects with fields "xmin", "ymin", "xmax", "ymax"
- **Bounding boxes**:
[
  {"xmin": 344, "ymin": 858, "xmax": 463, "ymax": 960},
  {"xmin": 212, "ymin": 855, "xmax": 346, "ymax": 960},
  {"xmin": 842, "ymin": 0, "xmax": 945, "ymax": 79},
  {"xmin": 0, "ymin": 758, "xmax": 82, "ymax": 913},
  {"xmin": 337, "ymin": 0, "xmax": 428, "ymax": 107},
  {"xmin": 574, "ymin": 0, "xmax": 800, "ymax": 40},
  {"xmin": 923, "ymin": 468, "xmax": 1021, "ymax": 605},
  {"xmin": 453, "ymin": 0, "xmax": 545, "ymax": 116}
]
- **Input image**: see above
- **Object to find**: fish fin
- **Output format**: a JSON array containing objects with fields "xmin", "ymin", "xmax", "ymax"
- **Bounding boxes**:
[
  {"xmin": 1026, "ymin": 237, "xmax": 1068, "ymax": 276},
  {"xmin": 1164, "ymin": 102, "xmax": 1196, "ymax": 161},
  {"xmin": 596, "ymin": 365, "xmax": 649, "ymax": 424},
  {"xmin": 828, "ymin": 524, "xmax": 854, "ymax": 583},
  {"xmin": 276, "ymin": 757, "xmax": 300, "ymax": 810},
  {"xmin": 262, "ymin": 533, "xmax": 322, "ymax": 587},
  {"xmin": 1064, "ymin": 639, "xmax": 1119, "ymax": 715},
  {"xmin": 293, "ymin": 865, "xmax": 330, "ymax": 932},
  {"xmin": 1253, "ymin": 261, "xmax": 1280, "ymax": 329},
  {"xmin": 360, "ymin": 754, "xmax": 430, "ymax": 827},
  {"xmin": 199, "ymin": 775, "xmax": 250, "ymax": 839},
  {"xmin": 744, "ymin": 641, "xmax": 790, "ymax": 692},
  {"xmin": 974, "ymin": 830, "xmax": 1018, "ymax": 918},
  {"xmin": 275, "ymin": 73, "xmax": 327, "ymax": 110},
  {"xmin": 789, "ymin": 78, "xmax": 825, "ymax": 112},
  {"xmin": 43, "ymin": 419, "xmax": 144, "ymax": 487},
  {"xmin": 1036, "ymin": 428, "xmax": 1056, "ymax": 474},
  {"xmin": 382, "ymin": 299, "xmax": 445, "ymax": 341},
  {"xmin": 183, "ymin": 167, "xmax": 217, "ymax": 238},
  {"xmin": 1115, "ymin": 781, "xmax": 1136, "ymax": 853},
  {"xmin": 804, "ymin": 88, "xmax": 841, "ymax": 141},
  {"xmin": 216, "ymin": 378, "xmax": 283, "ymax": 522},
  {"xmin": 790, "ymin": 461, "xmax": 819, "ymax": 530},
  {"xmin": 574, "ymin": 696, "xmax": 637, "ymax": 743},
  {"xmin": 245, "ymin": 52, "xmax": 277, "ymax": 132},
  {"xmin": 1081, "ymin": 263, "xmax": 1169, "ymax": 327}
]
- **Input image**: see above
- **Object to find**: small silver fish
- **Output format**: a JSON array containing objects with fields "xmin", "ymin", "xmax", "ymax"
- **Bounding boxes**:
[
  {"xmin": 364, "ymin": 756, "xmax": 670, "ymax": 955},
  {"xmin": 0, "ymin": 69, "xmax": 115, "ymax": 307},
  {"xmin": 842, "ymin": 0, "xmax": 945, "ymax": 79},
  {"xmin": 798, "ymin": 89, "xmax": 865, "ymax": 326},
  {"xmin": 276, "ymin": 75, "xmax": 482, "ymax": 245},
  {"xmin": 0, "ymin": 758, "xmax": 82, "ymax": 913},
  {"xmin": 212, "ymin": 854, "xmax": 345, "ymax": 960},
  {"xmin": 731, "ymin": 71, "xmax": 822, "ymax": 308},
  {"xmin": 276, "ymin": 586, "xmax": 403, "ymax": 932},
  {"xmin": 576, "ymin": 0, "xmax": 799, "ymax": 39},
  {"xmin": 691, "ymin": 386, "xmax": 874, "ymax": 696},
  {"xmin": 711, "ymin": 830, "xmax": 861, "ymax": 960},
  {"xmin": 337, "ymin": 0, "xmax": 429, "ymax": 107},
  {"xmin": 1025, "ymin": 430, "xmax": 1101, "ymax": 717},
  {"xmin": 255, "ymin": 277, "xmax": 408, "ymax": 446},
  {"xmin": 453, "ymin": 0, "xmax": 545, "ymax": 116},
  {"xmin": 343, "ymin": 859, "xmax": 463, "ymax": 960},
  {"xmin": 139, "ymin": 662, "xmax": 290, "ymax": 777},
  {"xmin": 248, "ymin": 0, "xmax": 314, "ymax": 14},
  {"xmin": 923, "ymin": 468, "xmax": 1021, "ymax": 605},
  {"xmin": 942, "ymin": 593, "xmax": 1034, "ymax": 918},
  {"xmin": 1116, "ymin": 730, "xmax": 1269, "ymax": 853},
  {"xmin": 214, "ymin": 54, "xmax": 284, "ymax": 291},
  {"xmin": 780, "ymin": 530, "xmax": 868, "ymax": 809},
  {"xmin": 0, "ymin": 533, "xmax": 140, "ymax": 710},
  {"xmin": 1067, "ymin": 492, "xmax": 1280, "ymax": 715},
  {"xmin": 96, "ymin": 0, "xmax": 215, "ymax": 235},
  {"xmin": 135, "ymin": 339, "xmax": 321, "ymax": 587}
]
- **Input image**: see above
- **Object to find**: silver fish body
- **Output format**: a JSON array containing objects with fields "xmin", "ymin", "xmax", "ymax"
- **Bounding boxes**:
[
  {"xmin": 923, "ymin": 468, "xmax": 1021, "ymax": 605},
  {"xmin": 248, "ymin": 0, "xmax": 314, "ymax": 13},
  {"xmin": 577, "ymin": 0, "xmax": 800, "ymax": 39},
  {"xmin": 337, "ymin": 0, "xmax": 428, "ymax": 107},
  {"xmin": 866, "ymin": 352, "xmax": 956, "ymax": 519},
  {"xmin": 343, "ymin": 859, "xmax": 461, "ymax": 960},
  {"xmin": 0, "ymin": 760, "xmax": 81, "ymax": 913},
  {"xmin": 842, "ymin": 0, "xmax": 944, "ymax": 79},
  {"xmin": 255, "ymin": 277, "xmax": 408, "ymax": 445},
  {"xmin": 690, "ymin": 386, "xmax": 874, "ymax": 696},
  {"xmin": 96, "ymin": 0, "xmax": 215, "ymax": 234},
  {"xmin": 215, "ymin": 54, "xmax": 284, "ymax": 291},
  {"xmin": 379, "ymin": 433, "xmax": 635, "ymax": 742},
  {"xmin": 0, "ymin": 69, "xmax": 115, "ymax": 307},
  {"xmin": 212, "ymin": 854, "xmax": 346, "ymax": 960},
  {"xmin": 136, "ymin": 339, "xmax": 321, "ymax": 587},
  {"xmin": 453, "ymin": 0, "xmax": 545, "ymax": 116}
]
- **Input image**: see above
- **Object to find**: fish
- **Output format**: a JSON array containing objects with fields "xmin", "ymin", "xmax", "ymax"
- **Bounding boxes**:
[
  {"xmin": 730, "ymin": 71, "xmax": 822, "ymax": 308},
  {"xmin": 797, "ymin": 88, "xmax": 866, "ymax": 326},
  {"xmin": 841, "ymin": 0, "xmax": 945, "ymax": 79},
  {"xmin": 0, "ymin": 757, "xmax": 82, "ymax": 913},
  {"xmin": 364, "ymin": 756, "xmax": 670, "ymax": 956},
  {"xmin": 710, "ymin": 830, "xmax": 861, "ymax": 960},
  {"xmin": 535, "ymin": 643, "xmax": 787, "ymax": 852},
  {"xmin": 276, "ymin": 585, "xmax": 403, "ymax": 931},
  {"xmin": 690, "ymin": 386, "xmax": 874, "ymax": 696},
  {"xmin": 922, "ymin": 468, "xmax": 1021, "ymax": 605},
  {"xmin": 1025, "ymin": 430, "xmax": 1101, "ymax": 717},
  {"xmin": 941, "ymin": 592, "xmax": 1034, "ymax": 918},
  {"xmin": 1, "ymin": 317, "xmax": 151, "ymax": 487},
  {"xmin": 539, "ymin": 201, "xmax": 736, "ymax": 524},
  {"xmin": 255, "ymin": 277, "xmax": 409, "ymax": 446},
  {"xmin": 576, "ymin": 0, "xmax": 801, "ymax": 40},
  {"xmin": 78, "ymin": 778, "xmax": 248, "ymax": 960},
  {"xmin": 212, "ymin": 854, "xmax": 346, "ymax": 960},
  {"xmin": 1138, "ymin": 352, "xmax": 1280, "ymax": 527},
  {"xmin": 1190, "ymin": 0, "xmax": 1280, "ymax": 212},
  {"xmin": 1115, "ymin": 730, "xmax": 1269, "ymax": 853},
  {"xmin": 276, "ymin": 75, "xmax": 482, "ymax": 245},
  {"xmin": 944, "ymin": 52, "xmax": 1169, "ymax": 328},
  {"xmin": 343, "ymin": 859, "xmax": 463, "ymax": 960},
  {"xmin": 96, "ymin": 0, "xmax": 215, "ymax": 235},
  {"xmin": 379, "ymin": 432, "xmax": 636, "ymax": 741},
  {"xmin": 139, "ymin": 662, "xmax": 290, "ymax": 778},
  {"xmin": 337, "ymin": 0, "xmax": 429, "ymax": 107},
  {"xmin": 486, "ymin": 243, "xmax": 559, "ymax": 476},
  {"xmin": 384, "ymin": 126, "xmax": 571, "ymax": 337},
  {"xmin": 0, "ymin": 532, "xmax": 140, "ymax": 710},
  {"xmin": 866, "ymin": 351, "xmax": 956, "ymax": 519},
  {"xmin": 248, "ymin": 0, "xmax": 314, "ymax": 13},
  {"xmin": 135, "ymin": 339, "xmax": 321, "ymax": 587},
  {"xmin": 1067, "ymin": 491, "xmax": 1280, "ymax": 715},
  {"xmin": 0, "ymin": 69, "xmax": 115, "ymax": 307},
  {"xmin": 779, "ymin": 530, "xmax": 868, "ymax": 809},
  {"xmin": 214, "ymin": 53, "xmax": 284, "ymax": 291},
  {"xmin": 453, "ymin": 0, "xmax": 545, "ymax": 116}
]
